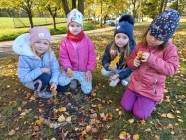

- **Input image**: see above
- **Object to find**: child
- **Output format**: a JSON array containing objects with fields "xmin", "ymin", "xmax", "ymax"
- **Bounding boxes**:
[
  {"xmin": 120, "ymin": 9, "xmax": 180, "ymax": 119},
  {"xmin": 13, "ymin": 27, "xmax": 68, "ymax": 99},
  {"xmin": 59, "ymin": 9, "xmax": 96, "ymax": 95},
  {"xmin": 101, "ymin": 14, "xmax": 136, "ymax": 87}
]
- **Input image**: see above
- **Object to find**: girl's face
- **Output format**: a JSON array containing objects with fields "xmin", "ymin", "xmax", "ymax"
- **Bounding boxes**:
[
  {"xmin": 115, "ymin": 33, "xmax": 129, "ymax": 48},
  {"xmin": 68, "ymin": 21, "xmax": 82, "ymax": 35},
  {"xmin": 33, "ymin": 39, "xmax": 50, "ymax": 56},
  {"xmin": 146, "ymin": 31, "xmax": 164, "ymax": 47}
]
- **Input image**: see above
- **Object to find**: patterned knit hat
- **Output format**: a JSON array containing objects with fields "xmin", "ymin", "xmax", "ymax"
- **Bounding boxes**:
[
  {"xmin": 148, "ymin": 9, "xmax": 180, "ymax": 41},
  {"xmin": 29, "ymin": 27, "xmax": 51, "ymax": 46},
  {"xmin": 67, "ymin": 8, "xmax": 84, "ymax": 26}
]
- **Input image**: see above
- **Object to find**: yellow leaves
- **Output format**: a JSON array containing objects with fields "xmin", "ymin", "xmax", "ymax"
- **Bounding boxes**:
[
  {"xmin": 58, "ymin": 107, "xmax": 66, "ymax": 112},
  {"xmin": 67, "ymin": 69, "xmax": 73, "ymax": 77},
  {"xmin": 58, "ymin": 114, "xmax": 65, "ymax": 122},
  {"xmin": 109, "ymin": 55, "xmax": 120, "ymax": 67},
  {"xmin": 137, "ymin": 51, "xmax": 143, "ymax": 59},
  {"xmin": 128, "ymin": 119, "xmax": 135, "ymax": 123},
  {"xmin": 52, "ymin": 90, "xmax": 57, "ymax": 95},
  {"xmin": 81, "ymin": 130, "xmax": 86, "ymax": 135},
  {"xmin": 35, "ymin": 119, "xmax": 42, "ymax": 125},
  {"xmin": 140, "ymin": 119, "xmax": 146, "ymax": 125},
  {"xmin": 66, "ymin": 116, "xmax": 71, "ymax": 122},
  {"xmin": 133, "ymin": 134, "xmax": 140, "ymax": 140},
  {"xmin": 119, "ymin": 131, "xmax": 127, "ymax": 139}
]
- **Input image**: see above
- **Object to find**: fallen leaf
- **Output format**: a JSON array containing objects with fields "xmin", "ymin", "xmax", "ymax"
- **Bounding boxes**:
[
  {"xmin": 141, "ymin": 119, "xmax": 145, "ymax": 125},
  {"xmin": 35, "ymin": 119, "xmax": 42, "ymax": 125},
  {"xmin": 167, "ymin": 113, "xmax": 175, "ymax": 119},
  {"xmin": 66, "ymin": 116, "xmax": 71, "ymax": 122},
  {"xmin": 119, "ymin": 131, "xmax": 127, "ymax": 139},
  {"xmin": 58, "ymin": 107, "xmax": 66, "ymax": 112},
  {"xmin": 86, "ymin": 125, "xmax": 92, "ymax": 132},
  {"xmin": 81, "ymin": 130, "xmax": 86, "ymax": 135},
  {"xmin": 8, "ymin": 129, "xmax": 16, "ymax": 136},
  {"xmin": 133, "ymin": 134, "xmax": 140, "ymax": 140},
  {"xmin": 58, "ymin": 115, "xmax": 65, "ymax": 122},
  {"xmin": 128, "ymin": 119, "xmax": 134, "ymax": 123}
]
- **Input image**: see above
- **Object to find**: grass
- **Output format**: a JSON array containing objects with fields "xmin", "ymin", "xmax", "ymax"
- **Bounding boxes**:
[
  {"xmin": 0, "ymin": 20, "xmax": 186, "ymax": 139},
  {"xmin": 0, "ymin": 17, "xmax": 100, "ymax": 41}
]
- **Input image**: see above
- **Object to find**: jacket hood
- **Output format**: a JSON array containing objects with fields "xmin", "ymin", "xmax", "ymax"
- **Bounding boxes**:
[{"xmin": 12, "ymin": 33, "xmax": 35, "ymax": 56}]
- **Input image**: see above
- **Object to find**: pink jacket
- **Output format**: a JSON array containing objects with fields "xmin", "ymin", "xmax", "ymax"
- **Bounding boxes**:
[
  {"xmin": 59, "ymin": 36, "xmax": 96, "ymax": 71},
  {"xmin": 127, "ymin": 40, "xmax": 179, "ymax": 101}
]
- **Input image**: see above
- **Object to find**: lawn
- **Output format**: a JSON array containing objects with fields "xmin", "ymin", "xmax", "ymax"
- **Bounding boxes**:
[
  {"xmin": 0, "ymin": 17, "xmax": 99, "ymax": 41},
  {"xmin": 0, "ymin": 21, "xmax": 185, "ymax": 139}
]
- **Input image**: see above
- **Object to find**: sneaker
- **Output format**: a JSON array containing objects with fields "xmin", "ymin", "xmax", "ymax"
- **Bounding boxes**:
[
  {"xmin": 70, "ymin": 80, "xmax": 77, "ymax": 90},
  {"xmin": 109, "ymin": 78, "xmax": 120, "ymax": 87},
  {"xmin": 121, "ymin": 80, "xmax": 128, "ymax": 86},
  {"xmin": 34, "ymin": 89, "xmax": 54, "ymax": 99}
]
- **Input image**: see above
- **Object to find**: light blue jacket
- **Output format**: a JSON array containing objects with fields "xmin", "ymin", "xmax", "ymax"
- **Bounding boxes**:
[{"xmin": 13, "ymin": 33, "xmax": 61, "ymax": 90}]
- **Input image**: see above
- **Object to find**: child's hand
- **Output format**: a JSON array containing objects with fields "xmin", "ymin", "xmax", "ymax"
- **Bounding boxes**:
[
  {"xmin": 141, "ymin": 52, "xmax": 150, "ymax": 62},
  {"xmin": 67, "ymin": 68, "xmax": 73, "ymax": 77},
  {"xmin": 85, "ymin": 70, "xmax": 92, "ymax": 81},
  {"xmin": 50, "ymin": 82, "xmax": 57, "ymax": 91},
  {"xmin": 109, "ymin": 64, "xmax": 117, "ymax": 71},
  {"xmin": 41, "ymin": 67, "xmax": 50, "ymax": 73},
  {"xmin": 134, "ymin": 56, "xmax": 141, "ymax": 67},
  {"xmin": 110, "ymin": 74, "xmax": 119, "ymax": 80}
]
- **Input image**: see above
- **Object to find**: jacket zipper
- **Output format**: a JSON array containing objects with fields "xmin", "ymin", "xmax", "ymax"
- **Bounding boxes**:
[
  {"xmin": 76, "ymin": 42, "xmax": 79, "ymax": 70},
  {"xmin": 153, "ymin": 79, "xmax": 157, "ymax": 94}
]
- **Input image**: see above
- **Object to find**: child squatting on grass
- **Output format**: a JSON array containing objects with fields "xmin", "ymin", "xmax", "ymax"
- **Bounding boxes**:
[
  {"xmin": 58, "ymin": 9, "xmax": 96, "ymax": 95},
  {"xmin": 101, "ymin": 14, "xmax": 136, "ymax": 87},
  {"xmin": 120, "ymin": 9, "xmax": 180, "ymax": 119},
  {"xmin": 13, "ymin": 27, "xmax": 68, "ymax": 99}
]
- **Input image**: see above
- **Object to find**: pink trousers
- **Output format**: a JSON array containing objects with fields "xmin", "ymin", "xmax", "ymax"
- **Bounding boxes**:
[{"xmin": 121, "ymin": 88, "xmax": 157, "ymax": 119}]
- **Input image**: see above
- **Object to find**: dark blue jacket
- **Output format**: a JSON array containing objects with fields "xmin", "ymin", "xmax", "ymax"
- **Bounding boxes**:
[{"xmin": 102, "ymin": 42, "xmax": 133, "ymax": 80}]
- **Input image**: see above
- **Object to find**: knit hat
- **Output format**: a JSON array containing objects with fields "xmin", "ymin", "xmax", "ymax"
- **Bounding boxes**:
[
  {"xmin": 114, "ymin": 14, "xmax": 134, "ymax": 39},
  {"xmin": 148, "ymin": 9, "xmax": 180, "ymax": 41},
  {"xmin": 114, "ymin": 14, "xmax": 136, "ymax": 52},
  {"xmin": 67, "ymin": 8, "xmax": 84, "ymax": 26},
  {"xmin": 29, "ymin": 27, "xmax": 51, "ymax": 46}
]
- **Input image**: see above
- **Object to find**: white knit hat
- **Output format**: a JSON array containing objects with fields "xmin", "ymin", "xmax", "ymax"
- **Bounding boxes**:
[{"xmin": 67, "ymin": 8, "xmax": 84, "ymax": 26}]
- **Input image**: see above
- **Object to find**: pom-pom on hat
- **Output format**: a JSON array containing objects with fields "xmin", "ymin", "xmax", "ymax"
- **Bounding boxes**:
[
  {"xmin": 67, "ymin": 8, "xmax": 84, "ymax": 26},
  {"xmin": 114, "ymin": 14, "xmax": 135, "ymax": 40},
  {"xmin": 29, "ymin": 27, "xmax": 51, "ymax": 46},
  {"xmin": 148, "ymin": 9, "xmax": 180, "ymax": 41}
]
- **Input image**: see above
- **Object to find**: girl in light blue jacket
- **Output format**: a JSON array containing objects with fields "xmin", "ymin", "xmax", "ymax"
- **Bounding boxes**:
[{"xmin": 13, "ymin": 27, "xmax": 68, "ymax": 98}]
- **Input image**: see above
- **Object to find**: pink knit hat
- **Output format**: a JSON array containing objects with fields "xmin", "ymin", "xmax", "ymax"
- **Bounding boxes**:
[{"xmin": 29, "ymin": 27, "xmax": 51, "ymax": 45}]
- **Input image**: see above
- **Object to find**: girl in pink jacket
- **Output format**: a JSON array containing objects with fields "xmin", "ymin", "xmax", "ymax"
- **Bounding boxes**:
[
  {"xmin": 59, "ymin": 9, "xmax": 96, "ymax": 95},
  {"xmin": 121, "ymin": 9, "xmax": 180, "ymax": 119}
]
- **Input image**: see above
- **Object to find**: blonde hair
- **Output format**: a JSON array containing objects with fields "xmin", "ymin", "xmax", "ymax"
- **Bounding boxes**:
[
  {"xmin": 31, "ymin": 43, "xmax": 52, "ymax": 63},
  {"xmin": 110, "ymin": 40, "xmax": 131, "ymax": 62}
]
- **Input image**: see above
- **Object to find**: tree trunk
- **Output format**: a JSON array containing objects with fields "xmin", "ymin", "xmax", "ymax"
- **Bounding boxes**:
[
  {"xmin": 62, "ymin": 0, "xmax": 70, "ymax": 16},
  {"xmin": 52, "ymin": 15, "xmax": 57, "ymax": 30},
  {"xmin": 100, "ymin": 0, "xmax": 103, "ymax": 27},
  {"xmin": 159, "ymin": 0, "xmax": 164, "ymax": 13},
  {"xmin": 78, "ymin": 0, "xmax": 84, "ymax": 15},
  {"xmin": 72, "ymin": 0, "xmax": 76, "ymax": 9}
]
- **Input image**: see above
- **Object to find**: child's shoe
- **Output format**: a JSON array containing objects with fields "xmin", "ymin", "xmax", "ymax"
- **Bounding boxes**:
[
  {"xmin": 34, "ymin": 89, "xmax": 54, "ymax": 99},
  {"xmin": 121, "ymin": 80, "xmax": 128, "ymax": 86},
  {"xmin": 70, "ymin": 79, "xmax": 77, "ymax": 90},
  {"xmin": 109, "ymin": 78, "xmax": 120, "ymax": 87}
]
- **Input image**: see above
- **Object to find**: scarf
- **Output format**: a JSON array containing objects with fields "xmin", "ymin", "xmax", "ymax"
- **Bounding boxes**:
[{"xmin": 67, "ymin": 30, "xmax": 85, "ymax": 42}]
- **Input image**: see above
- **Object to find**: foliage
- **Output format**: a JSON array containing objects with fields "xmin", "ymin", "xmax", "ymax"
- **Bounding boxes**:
[{"xmin": 0, "ymin": 20, "xmax": 186, "ymax": 139}]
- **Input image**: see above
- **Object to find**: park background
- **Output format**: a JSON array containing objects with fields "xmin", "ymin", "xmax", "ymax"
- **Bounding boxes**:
[{"xmin": 0, "ymin": 0, "xmax": 186, "ymax": 139}]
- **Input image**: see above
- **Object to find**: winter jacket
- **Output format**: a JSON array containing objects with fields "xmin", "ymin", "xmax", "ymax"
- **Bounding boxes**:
[
  {"xmin": 102, "ymin": 42, "xmax": 133, "ymax": 80},
  {"xmin": 127, "ymin": 40, "xmax": 179, "ymax": 101},
  {"xmin": 12, "ymin": 33, "xmax": 61, "ymax": 90},
  {"xmin": 59, "ymin": 36, "xmax": 96, "ymax": 71}
]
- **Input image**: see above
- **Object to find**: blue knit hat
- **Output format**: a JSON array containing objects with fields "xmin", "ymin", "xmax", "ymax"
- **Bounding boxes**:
[
  {"xmin": 148, "ymin": 9, "xmax": 180, "ymax": 41},
  {"xmin": 114, "ymin": 14, "xmax": 136, "ymax": 51}
]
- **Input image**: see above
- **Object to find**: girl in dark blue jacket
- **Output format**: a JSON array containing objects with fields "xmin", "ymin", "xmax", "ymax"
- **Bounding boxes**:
[{"xmin": 101, "ymin": 14, "xmax": 136, "ymax": 87}]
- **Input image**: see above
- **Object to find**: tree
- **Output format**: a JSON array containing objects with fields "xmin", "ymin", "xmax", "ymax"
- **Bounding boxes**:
[
  {"xmin": 62, "ymin": 0, "xmax": 70, "ymax": 16},
  {"xmin": 0, "ymin": 0, "xmax": 35, "ymax": 28},
  {"xmin": 37, "ymin": 0, "xmax": 62, "ymax": 29},
  {"xmin": 78, "ymin": 0, "xmax": 84, "ymax": 15}
]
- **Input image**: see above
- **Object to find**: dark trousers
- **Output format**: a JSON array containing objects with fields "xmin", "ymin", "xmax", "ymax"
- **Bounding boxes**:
[{"xmin": 34, "ymin": 73, "xmax": 69, "ymax": 92}]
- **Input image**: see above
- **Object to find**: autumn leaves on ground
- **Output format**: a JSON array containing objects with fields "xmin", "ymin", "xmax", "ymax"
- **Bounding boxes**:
[{"xmin": 0, "ymin": 22, "xmax": 186, "ymax": 140}]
